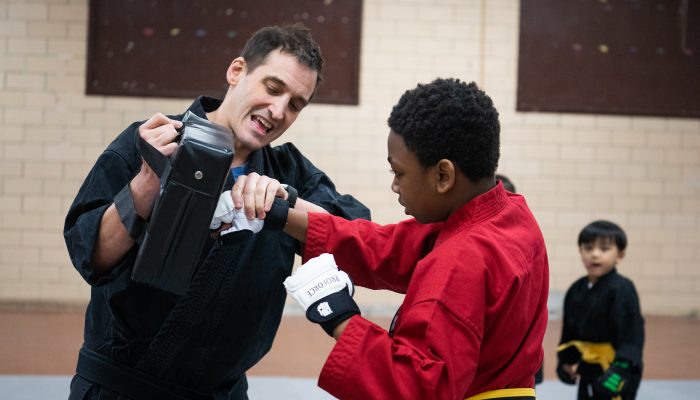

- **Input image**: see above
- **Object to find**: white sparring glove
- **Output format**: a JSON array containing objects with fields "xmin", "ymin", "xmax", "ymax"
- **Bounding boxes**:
[
  {"xmin": 283, "ymin": 253, "xmax": 360, "ymax": 336},
  {"xmin": 210, "ymin": 190, "xmax": 264, "ymax": 235}
]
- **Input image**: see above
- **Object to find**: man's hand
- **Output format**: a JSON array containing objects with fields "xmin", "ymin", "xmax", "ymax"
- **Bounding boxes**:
[
  {"xmin": 131, "ymin": 113, "xmax": 183, "ymax": 218},
  {"xmin": 231, "ymin": 173, "xmax": 290, "ymax": 220},
  {"xmin": 210, "ymin": 191, "xmax": 263, "ymax": 235},
  {"xmin": 283, "ymin": 253, "xmax": 360, "ymax": 336}
]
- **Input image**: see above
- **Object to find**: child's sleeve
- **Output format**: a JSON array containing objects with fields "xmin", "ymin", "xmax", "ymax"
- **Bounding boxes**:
[
  {"xmin": 611, "ymin": 280, "xmax": 645, "ymax": 365},
  {"xmin": 558, "ymin": 286, "xmax": 576, "ymax": 346}
]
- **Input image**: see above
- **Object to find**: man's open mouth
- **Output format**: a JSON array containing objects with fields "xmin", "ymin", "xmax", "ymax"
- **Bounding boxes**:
[{"xmin": 252, "ymin": 115, "xmax": 272, "ymax": 133}]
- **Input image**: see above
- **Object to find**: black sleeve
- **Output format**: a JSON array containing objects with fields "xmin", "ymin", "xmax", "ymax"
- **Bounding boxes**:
[
  {"xmin": 272, "ymin": 143, "xmax": 371, "ymax": 222},
  {"xmin": 611, "ymin": 278, "xmax": 645, "ymax": 365},
  {"xmin": 63, "ymin": 125, "xmax": 142, "ymax": 285},
  {"xmin": 558, "ymin": 284, "xmax": 576, "ymax": 346}
]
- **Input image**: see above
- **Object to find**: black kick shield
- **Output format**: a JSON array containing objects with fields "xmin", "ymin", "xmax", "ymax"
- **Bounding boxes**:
[{"xmin": 131, "ymin": 111, "xmax": 234, "ymax": 295}]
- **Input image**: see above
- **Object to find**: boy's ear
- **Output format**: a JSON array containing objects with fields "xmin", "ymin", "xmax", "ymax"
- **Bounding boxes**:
[
  {"xmin": 226, "ymin": 57, "xmax": 246, "ymax": 86},
  {"xmin": 434, "ymin": 159, "xmax": 455, "ymax": 194},
  {"xmin": 617, "ymin": 249, "xmax": 626, "ymax": 260}
]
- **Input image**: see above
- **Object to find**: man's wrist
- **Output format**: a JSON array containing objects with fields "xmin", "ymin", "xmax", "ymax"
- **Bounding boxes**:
[{"xmin": 113, "ymin": 184, "xmax": 147, "ymax": 241}]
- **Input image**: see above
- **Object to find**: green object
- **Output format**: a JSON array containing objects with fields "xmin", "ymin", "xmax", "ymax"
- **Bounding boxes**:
[{"xmin": 602, "ymin": 371, "xmax": 624, "ymax": 392}]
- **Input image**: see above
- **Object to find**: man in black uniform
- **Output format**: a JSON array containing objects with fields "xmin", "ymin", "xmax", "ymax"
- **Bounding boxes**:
[
  {"xmin": 64, "ymin": 25, "xmax": 369, "ymax": 399},
  {"xmin": 557, "ymin": 220, "xmax": 644, "ymax": 400}
]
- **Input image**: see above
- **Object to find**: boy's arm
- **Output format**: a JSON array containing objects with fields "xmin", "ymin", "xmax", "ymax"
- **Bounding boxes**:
[
  {"xmin": 281, "ymin": 208, "xmax": 441, "ymax": 291},
  {"xmin": 610, "ymin": 280, "xmax": 645, "ymax": 364},
  {"xmin": 283, "ymin": 207, "xmax": 309, "ymax": 242},
  {"xmin": 556, "ymin": 287, "xmax": 580, "ymax": 384},
  {"xmin": 592, "ymin": 279, "xmax": 644, "ymax": 397},
  {"xmin": 310, "ymin": 213, "xmax": 442, "ymax": 291}
]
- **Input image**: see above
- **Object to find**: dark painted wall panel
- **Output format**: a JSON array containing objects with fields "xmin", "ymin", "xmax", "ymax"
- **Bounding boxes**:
[
  {"xmin": 517, "ymin": 0, "xmax": 699, "ymax": 118},
  {"xmin": 87, "ymin": 0, "xmax": 362, "ymax": 105}
]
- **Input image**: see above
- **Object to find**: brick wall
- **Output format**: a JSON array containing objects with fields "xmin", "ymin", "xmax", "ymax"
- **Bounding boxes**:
[{"xmin": 1, "ymin": 0, "xmax": 698, "ymax": 315}]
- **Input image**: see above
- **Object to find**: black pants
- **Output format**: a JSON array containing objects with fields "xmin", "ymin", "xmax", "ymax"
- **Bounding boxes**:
[{"xmin": 68, "ymin": 373, "xmax": 249, "ymax": 400}]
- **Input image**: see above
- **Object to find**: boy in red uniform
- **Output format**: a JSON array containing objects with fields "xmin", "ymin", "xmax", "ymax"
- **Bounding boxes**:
[{"xmin": 276, "ymin": 78, "xmax": 549, "ymax": 399}]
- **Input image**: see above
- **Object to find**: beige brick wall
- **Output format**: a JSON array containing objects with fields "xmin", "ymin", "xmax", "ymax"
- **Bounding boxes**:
[{"xmin": 1, "ymin": 0, "xmax": 698, "ymax": 315}]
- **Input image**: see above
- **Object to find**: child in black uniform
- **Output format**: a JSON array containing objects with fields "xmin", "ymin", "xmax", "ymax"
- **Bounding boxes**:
[{"xmin": 557, "ymin": 220, "xmax": 644, "ymax": 399}]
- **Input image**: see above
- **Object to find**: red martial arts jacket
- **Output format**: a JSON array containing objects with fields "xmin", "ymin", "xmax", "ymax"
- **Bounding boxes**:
[{"xmin": 303, "ymin": 183, "xmax": 549, "ymax": 400}]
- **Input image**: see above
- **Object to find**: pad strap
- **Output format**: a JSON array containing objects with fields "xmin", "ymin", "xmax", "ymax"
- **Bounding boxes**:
[
  {"xmin": 263, "ymin": 198, "xmax": 289, "ymax": 230},
  {"xmin": 281, "ymin": 184, "xmax": 298, "ymax": 208},
  {"xmin": 113, "ymin": 184, "xmax": 146, "ymax": 242}
]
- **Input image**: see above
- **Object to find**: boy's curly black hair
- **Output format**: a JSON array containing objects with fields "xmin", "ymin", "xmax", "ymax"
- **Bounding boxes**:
[{"xmin": 387, "ymin": 78, "xmax": 500, "ymax": 182}]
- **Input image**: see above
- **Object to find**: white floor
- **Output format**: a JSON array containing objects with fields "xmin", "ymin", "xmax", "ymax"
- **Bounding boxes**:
[{"xmin": 1, "ymin": 375, "xmax": 699, "ymax": 400}]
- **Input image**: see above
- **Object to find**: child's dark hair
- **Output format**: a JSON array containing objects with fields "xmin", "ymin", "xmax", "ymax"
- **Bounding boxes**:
[
  {"xmin": 578, "ymin": 220, "xmax": 627, "ymax": 251},
  {"xmin": 387, "ymin": 78, "xmax": 500, "ymax": 182},
  {"xmin": 241, "ymin": 24, "xmax": 324, "ymax": 86},
  {"xmin": 496, "ymin": 174, "xmax": 516, "ymax": 193}
]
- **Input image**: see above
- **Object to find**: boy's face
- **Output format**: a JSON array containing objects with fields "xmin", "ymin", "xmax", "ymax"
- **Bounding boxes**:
[
  {"xmin": 218, "ymin": 49, "xmax": 317, "ymax": 162},
  {"xmin": 387, "ymin": 130, "xmax": 443, "ymax": 223},
  {"xmin": 579, "ymin": 237, "xmax": 625, "ymax": 283}
]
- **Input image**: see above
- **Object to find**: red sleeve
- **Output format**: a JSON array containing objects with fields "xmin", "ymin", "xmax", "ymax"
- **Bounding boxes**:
[
  {"xmin": 303, "ymin": 213, "xmax": 442, "ymax": 292},
  {"xmin": 318, "ymin": 299, "xmax": 481, "ymax": 400}
]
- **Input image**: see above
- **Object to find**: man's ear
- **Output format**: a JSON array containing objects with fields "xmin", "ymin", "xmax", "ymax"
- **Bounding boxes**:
[
  {"xmin": 617, "ymin": 249, "xmax": 626, "ymax": 261},
  {"xmin": 435, "ymin": 159, "xmax": 455, "ymax": 194},
  {"xmin": 226, "ymin": 57, "xmax": 246, "ymax": 86}
]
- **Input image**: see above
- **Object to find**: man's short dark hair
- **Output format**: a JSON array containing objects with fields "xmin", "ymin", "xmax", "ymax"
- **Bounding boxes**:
[
  {"xmin": 387, "ymin": 78, "xmax": 500, "ymax": 182},
  {"xmin": 241, "ymin": 24, "xmax": 324, "ymax": 86},
  {"xmin": 578, "ymin": 220, "xmax": 628, "ymax": 251}
]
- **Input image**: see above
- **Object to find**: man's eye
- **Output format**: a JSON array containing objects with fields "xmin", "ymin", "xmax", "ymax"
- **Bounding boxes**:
[{"xmin": 266, "ymin": 85, "xmax": 281, "ymax": 94}]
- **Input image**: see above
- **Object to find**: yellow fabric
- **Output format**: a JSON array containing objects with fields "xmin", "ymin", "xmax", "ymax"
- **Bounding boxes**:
[
  {"xmin": 466, "ymin": 387, "xmax": 536, "ymax": 400},
  {"xmin": 557, "ymin": 341, "xmax": 615, "ymax": 371},
  {"xmin": 557, "ymin": 341, "xmax": 620, "ymax": 400}
]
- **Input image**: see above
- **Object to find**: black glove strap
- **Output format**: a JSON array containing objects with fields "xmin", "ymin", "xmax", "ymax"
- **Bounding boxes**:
[
  {"xmin": 306, "ymin": 290, "xmax": 361, "ymax": 337},
  {"xmin": 281, "ymin": 184, "xmax": 298, "ymax": 208},
  {"xmin": 114, "ymin": 184, "xmax": 146, "ymax": 242},
  {"xmin": 263, "ymin": 198, "xmax": 289, "ymax": 231}
]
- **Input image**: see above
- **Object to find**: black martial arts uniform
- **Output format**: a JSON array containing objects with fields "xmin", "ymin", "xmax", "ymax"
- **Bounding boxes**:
[
  {"xmin": 64, "ymin": 96, "xmax": 370, "ymax": 399},
  {"xmin": 558, "ymin": 268, "xmax": 644, "ymax": 400}
]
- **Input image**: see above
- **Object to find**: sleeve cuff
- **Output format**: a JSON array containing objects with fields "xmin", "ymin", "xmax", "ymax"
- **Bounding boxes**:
[{"xmin": 302, "ymin": 212, "xmax": 332, "ymax": 263}]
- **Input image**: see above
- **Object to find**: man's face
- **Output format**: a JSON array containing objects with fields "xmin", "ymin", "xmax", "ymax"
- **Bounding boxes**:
[
  {"xmin": 222, "ymin": 49, "xmax": 317, "ymax": 159},
  {"xmin": 387, "ymin": 130, "xmax": 441, "ymax": 223},
  {"xmin": 579, "ymin": 237, "xmax": 624, "ymax": 283}
]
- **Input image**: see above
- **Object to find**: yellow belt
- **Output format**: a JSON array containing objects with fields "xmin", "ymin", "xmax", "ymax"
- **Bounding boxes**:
[
  {"xmin": 466, "ymin": 388, "xmax": 536, "ymax": 400},
  {"xmin": 557, "ymin": 341, "xmax": 620, "ymax": 400},
  {"xmin": 557, "ymin": 341, "xmax": 615, "ymax": 371}
]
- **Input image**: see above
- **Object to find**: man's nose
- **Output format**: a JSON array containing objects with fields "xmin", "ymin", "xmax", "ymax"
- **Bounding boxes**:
[{"xmin": 269, "ymin": 98, "xmax": 286, "ymax": 120}]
